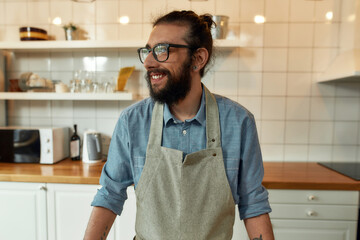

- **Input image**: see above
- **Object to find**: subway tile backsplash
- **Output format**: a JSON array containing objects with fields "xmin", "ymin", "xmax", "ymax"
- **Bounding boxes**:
[{"xmin": 1, "ymin": 0, "xmax": 359, "ymax": 162}]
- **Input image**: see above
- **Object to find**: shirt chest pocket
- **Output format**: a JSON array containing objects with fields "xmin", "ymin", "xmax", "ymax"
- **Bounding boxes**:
[
  {"xmin": 223, "ymin": 157, "xmax": 239, "ymax": 200},
  {"xmin": 133, "ymin": 156, "xmax": 146, "ymax": 187}
]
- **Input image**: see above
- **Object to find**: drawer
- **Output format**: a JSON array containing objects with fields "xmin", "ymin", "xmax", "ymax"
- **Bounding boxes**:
[
  {"xmin": 268, "ymin": 190, "xmax": 359, "ymax": 205},
  {"xmin": 271, "ymin": 219, "xmax": 357, "ymax": 240},
  {"xmin": 270, "ymin": 203, "xmax": 358, "ymax": 220}
]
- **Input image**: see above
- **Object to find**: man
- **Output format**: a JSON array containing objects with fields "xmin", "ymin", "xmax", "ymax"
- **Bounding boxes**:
[{"xmin": 84, "ymin": 10, "xmax": 274, "ymax": 240}]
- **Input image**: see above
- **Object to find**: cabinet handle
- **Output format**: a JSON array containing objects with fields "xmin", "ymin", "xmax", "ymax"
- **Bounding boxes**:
[
  {"xmin": 307, "ymin": 195, "xmax": 316, "ymax": 201},
  {"xmin": 306, "ymin": 210, "xmax": 316, "ymax": 217},
  {"xmin": 38, "ymin": 185, "xmax": 47, "ymax": 191}
]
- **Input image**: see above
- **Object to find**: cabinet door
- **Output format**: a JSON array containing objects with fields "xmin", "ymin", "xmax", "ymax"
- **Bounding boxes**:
[
  {"xmin": 47, "ymin": 183, "xmax": 115, "ymax": 240},
  {"xmin": 272, "ymin": 219, "xmax": 357, "ymax": 240},
  {"xmin": 0, "ymin": 182, "xmax": 47, "ymax": 240},
  {"xmin": 114, "ymin": 186, "xmax": 136, "ymax": 240}
]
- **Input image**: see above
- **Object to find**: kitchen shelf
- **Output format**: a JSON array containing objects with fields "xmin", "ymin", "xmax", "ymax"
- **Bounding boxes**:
[
  {"xmin": 0, "ymin": 39, "xmax": 242, "ymax": 52},
  {"xmin": 0, "ymin": 92, "xmax": 137, "ymax": 101}
]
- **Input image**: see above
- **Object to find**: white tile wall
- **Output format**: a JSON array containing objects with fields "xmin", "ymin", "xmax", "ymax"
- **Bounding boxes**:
[
  {"xmin": 1, "ymin": 0, "xmax": 359, "ymax": 162},
  {"xmin": 289, "ymin": 0, "xmax": 315, "ymax": 22},
  {"xmin": 285, "ymin": 97, "xmax": 310, "ymax": 120},
  {"xmin": 264, "ymin": 0, "xmax": 289, "ymax": 22},
  {"xmin": 263, "ymin": 48, "xmax": 288, "ymax": 72},
  {"xmin": 284, "ymin": 145, "xmax": 308, "ymax": 162},
  {"xmin": 264, "ymin": 23, "xmax": 288, "ymax": 47},
  {"xmin": 285, "ymin": 121, "xmax": 309, "ymax": 144},
  {"xmin": 262, "ymin": 73, "xmax": 286, "ymax": 96},
  {"xmin": 309, "ymin": 121, "xmax": 334, "ymax": 144}
]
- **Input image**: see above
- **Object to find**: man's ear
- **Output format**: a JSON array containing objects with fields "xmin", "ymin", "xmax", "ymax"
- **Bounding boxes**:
[{"xmin": 191, "ymin": 48, "xmax": 209, "ymax": 71}]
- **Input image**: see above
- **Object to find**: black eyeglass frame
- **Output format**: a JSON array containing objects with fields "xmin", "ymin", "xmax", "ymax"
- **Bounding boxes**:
[{"xmin": 137, "ymin": 43, "xmax": 194, "ymax": 63}]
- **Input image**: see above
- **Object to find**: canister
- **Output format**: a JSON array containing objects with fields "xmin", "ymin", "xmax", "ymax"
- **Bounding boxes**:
[{"xmin": 211, "ymin": 15, "xmax": 229, "ymax": 39}]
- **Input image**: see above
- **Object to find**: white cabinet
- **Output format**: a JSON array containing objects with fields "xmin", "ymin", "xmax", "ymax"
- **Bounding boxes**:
[
  {"xmin": 0, "ymin": 182, "xmax": 48, "ymax": 240},
  {"xmin": 114, "ymin": 186, "xmax": 136, "ymax": 239},
  {"xmin": 1, "ymin": 182, "xmax": 358, "ymax": 240},
  {"xmin": 46, "ymin": 183, "xmax": 115, "ymax": 240},
  {"xmin": 232, "ymin": 208, "xmax": 248, "ymax": 240},
  {"xmin": 0, "ymin": 182, "xmax": 116, "ymax": 240},
  {"xmin": 272, "ymin": 220, "xmax": 356, "ymax": 240},
  {"xmin": 269, "ymin": 189, "xmax": 359, "ymax": 240},
  {"xmin": 0, "ymin": 181, "xmax": 136, "ymax": 240},
  {"xmin": 0, "ymin": 181, "xmax": 247, "ymax": 240}
]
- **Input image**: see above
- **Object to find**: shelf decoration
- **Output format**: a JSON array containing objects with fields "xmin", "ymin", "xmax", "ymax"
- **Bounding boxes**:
[{"xmin": 63, "ymin": 23, "xmax": 77, "ymax": 41}]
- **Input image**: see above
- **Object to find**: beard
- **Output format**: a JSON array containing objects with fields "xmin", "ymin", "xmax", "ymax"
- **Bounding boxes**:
[{"xmin": 146, "ymin": 58, "xmax": 192, "ymax": 106}]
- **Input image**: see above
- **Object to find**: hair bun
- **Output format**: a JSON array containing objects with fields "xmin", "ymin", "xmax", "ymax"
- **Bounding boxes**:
[{"xmin": 200, "ymin": 14, "xmax": 215, "ymax": 29}]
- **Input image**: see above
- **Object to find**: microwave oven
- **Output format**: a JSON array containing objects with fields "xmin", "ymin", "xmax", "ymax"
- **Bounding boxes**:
[{"xmin": 0, "ymin": 127, "xmax": 70, "ymax": 164}]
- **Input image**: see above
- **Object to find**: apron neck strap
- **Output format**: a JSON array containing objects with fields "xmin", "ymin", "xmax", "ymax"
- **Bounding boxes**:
[
  {"xmin": 204, "ymin": 85, "xmax": 221, "ymax": 149},
  {"xmin": 147, "ymin": 102, "xmax": 164, "ymax": 148},
  {"xmin": 148, "ymin": 85, "xmax": 221, "ymax": 149}
]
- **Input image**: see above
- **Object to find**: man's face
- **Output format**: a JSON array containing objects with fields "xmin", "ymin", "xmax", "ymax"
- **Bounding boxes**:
[{"xmin": 143, "ymin": 24, "xmax": 193, "ymax": 105}]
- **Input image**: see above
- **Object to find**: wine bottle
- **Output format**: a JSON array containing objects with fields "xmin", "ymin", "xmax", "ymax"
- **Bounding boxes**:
[{"xmin": 70, "ymin": 124, "xmax": 81, "ymax": 160}]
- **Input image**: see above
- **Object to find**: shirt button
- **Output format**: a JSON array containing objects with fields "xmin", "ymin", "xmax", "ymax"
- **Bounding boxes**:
[{"xmin": 182, "ymin": 130, "xmax": 187, "ymax": 136}]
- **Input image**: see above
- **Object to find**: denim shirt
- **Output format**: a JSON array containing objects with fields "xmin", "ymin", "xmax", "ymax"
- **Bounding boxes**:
[{"xmin": 92, "ymin": 88, "xmax": 271, "ymax": 220}]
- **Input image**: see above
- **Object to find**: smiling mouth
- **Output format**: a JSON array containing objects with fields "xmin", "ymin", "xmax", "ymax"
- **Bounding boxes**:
[
  {"xmin": 149, "ymin": 72, "xmax": 167, "ymax": 84},
  {"xmin": 152, "ymin": 73, "xmax": 165, "ymax": 80}
]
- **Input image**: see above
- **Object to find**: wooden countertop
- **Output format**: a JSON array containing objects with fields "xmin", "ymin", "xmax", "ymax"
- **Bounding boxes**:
[
  {"xmin": 0, "ymin": 159, "xmax": 104, "ymax": 184},
  {"xmin": 1, "ymin": 159, "xmax": 360, "ymax": 190},
  {"xmin": 263, "ymin": 162, "xmax": 360, "ymax": 190}
]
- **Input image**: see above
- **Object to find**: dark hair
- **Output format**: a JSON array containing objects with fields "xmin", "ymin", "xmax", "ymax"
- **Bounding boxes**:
[{"xmin": 153, "ymin": 10, "xmax": 215, "ymax": 77}]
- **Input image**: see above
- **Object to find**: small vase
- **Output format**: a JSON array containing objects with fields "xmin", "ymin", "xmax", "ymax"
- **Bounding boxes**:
[{"xmin": 65, "ymin": 28, "xmax": 75, "ymax": 41}]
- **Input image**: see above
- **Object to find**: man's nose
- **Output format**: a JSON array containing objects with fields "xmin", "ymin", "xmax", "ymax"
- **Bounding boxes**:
[{"xmin": 143, "ymin": 52, "xmax": 159, "ymax": 69}]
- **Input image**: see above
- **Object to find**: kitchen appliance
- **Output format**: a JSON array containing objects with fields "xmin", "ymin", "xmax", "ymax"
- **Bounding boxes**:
[
  {"xmin": 318, "ymin": 162, "xmax": 360, "ymax": 180},
  {"xmin": 0, "ymin": 127, "xmax": 69, "ymax": 164},
  {"xmin": 319, "ymin": 0, "xmax": 360, "ymax": 82},
  {"xmin": 82, "ymin": 130, "xmax": 103, "ymax": 163}
]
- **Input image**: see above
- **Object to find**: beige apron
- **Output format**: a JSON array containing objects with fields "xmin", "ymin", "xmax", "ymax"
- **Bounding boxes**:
[{"xmin": 135, "ymin": 86, "xmax": 235, "ymax": 240}]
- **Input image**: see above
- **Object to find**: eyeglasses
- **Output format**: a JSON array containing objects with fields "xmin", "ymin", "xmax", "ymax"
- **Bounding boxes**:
[{"xmin": 137, "ymin": 43, "xmax": 193, "ymax": 63}]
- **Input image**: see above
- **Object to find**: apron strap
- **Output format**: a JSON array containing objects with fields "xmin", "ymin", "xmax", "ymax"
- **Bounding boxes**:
[
  {"xmin": 147, "ymin": 84, "xmax": 221, "ymax": 150},
  {"xmin": 203, "ymin": 85, "xmax": 221, "ymax": 149},
  {"xmin": 147, "ymin": 102, "xmax": 164, "ymax": 151}
]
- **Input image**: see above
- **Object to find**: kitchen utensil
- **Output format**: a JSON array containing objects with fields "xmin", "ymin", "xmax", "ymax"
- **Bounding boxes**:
[
  {"xmin": 55, "ymin": 82, "xmax": 69, "ymax": 93},
  {"xmin": 19, "ymin": 72, "xmax": 54, "ymax": 91},
  {"xmin": 9, "ymin": 79, "xmax": 23, "ymax": 92},
  {"xmin": 211, "ymin": 15, "xmax": 229, "ymax": 39},
  {"xmin": 82, "ymin": 130, "xmax": 103, "ymax": 163},
  {"xmin": 19, "ymin": 27, "xmax": 48, "ymax": 41}
]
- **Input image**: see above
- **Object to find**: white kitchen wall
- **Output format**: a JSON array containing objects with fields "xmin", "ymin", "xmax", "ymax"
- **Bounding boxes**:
[{"xmin": 0, "ymin": 0, "xmax": 359, "ymax": 162}]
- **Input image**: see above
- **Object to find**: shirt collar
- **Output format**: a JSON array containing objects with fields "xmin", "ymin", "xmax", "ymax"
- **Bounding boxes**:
[{"xmin": 163, "ymin": 87, "xmax": 206, "ymax": 126}]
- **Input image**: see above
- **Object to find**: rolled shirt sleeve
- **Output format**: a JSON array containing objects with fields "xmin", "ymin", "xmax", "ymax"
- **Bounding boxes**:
[
  {"xmin": 91, "ymin": 113, "xmax": 134, "ymax": 216},
  {"xmin": 238, "ymin": 117, "xmax": 271, "ymax": 220}
]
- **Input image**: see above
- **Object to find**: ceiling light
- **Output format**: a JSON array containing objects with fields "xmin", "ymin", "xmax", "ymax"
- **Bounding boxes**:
[
  {"xmin": 325, "ymin": 11, "xmax": 333, "ymax": 21},
  {"xmin": 119, "ymin": 16, "xmax": 130, "ymax": 25},
  {"xmin": 52, "ymin": 17, "xmax": 62, "ymax": 25},
  {"xmin": 254, "ymin": 15, "xmax": 266, "ymax": 24}
]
